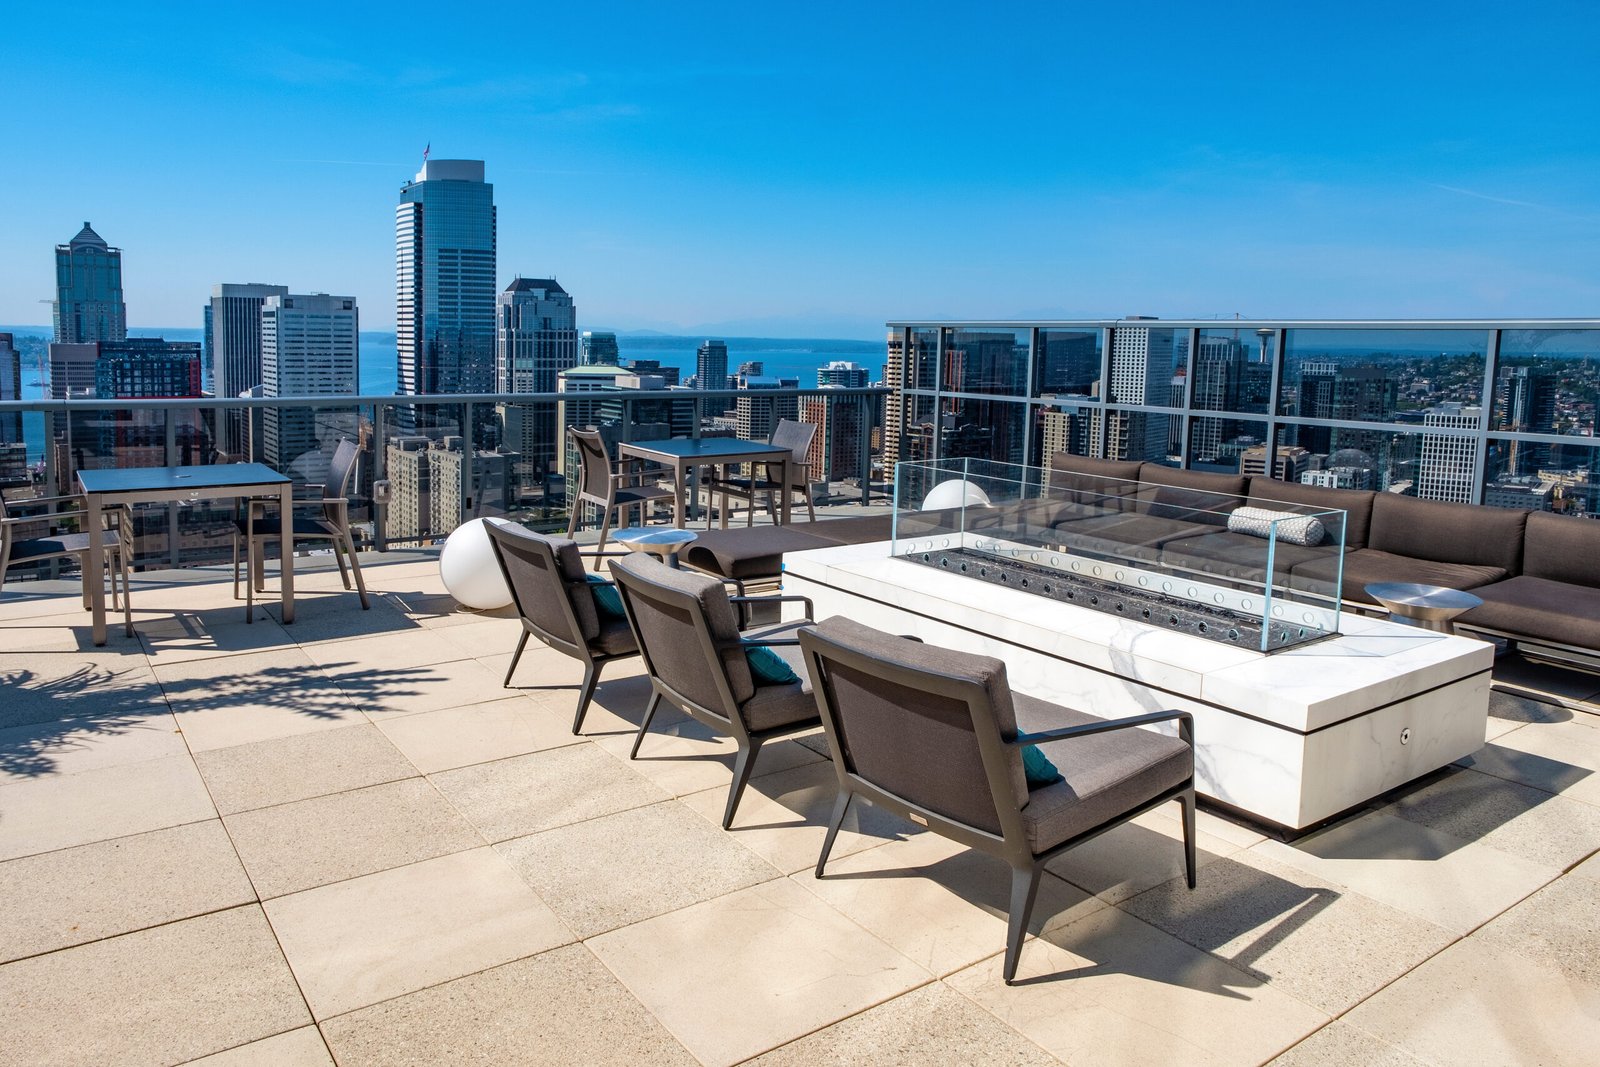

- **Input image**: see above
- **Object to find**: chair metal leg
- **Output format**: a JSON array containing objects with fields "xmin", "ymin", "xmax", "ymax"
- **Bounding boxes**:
[
  {"xmin": 231, "ymin": 534, "xmax": 242, "ymax": 601},
  {"xmin": 803, "ymin": 484, "xmax": 815, "ymax": 522},
  {"xmin": 331, "ymin": 534, "xmax": 353, "ymax": 590},
  {"xmin": 1179, "ymin": 789, "xmax": 1198, "ymax": 889},
  {"xmin": 572, "ymin": 660, "xmax": 603, "ymax": 734},
  {"xmin": 593, "ymin": 509, "xmax": 614, "ymax": 568},
  {"xmin": 344, "ymin": 529, "xmax": 370, "ymax": 609},
  {"xmin": 722, "ymin": 737, "xmax": 764, "ymax": 829},
  {"xmin": 119, "ymin": 545, "xmax": 133, "ymax": 638},
  {"xmin": 1003, "ymin": 863, "xmax": 1044, "ymax": 985},
  {"xmin": 244, "ymin": 536, "xmax": 258, "ymax": 623},
  {"xmin": 815, "ymin": 791, "xmax": 853, "ymax": 877},
  {"xmin": 629, "ymin": 692, "xmax": 662, "ymax": 759},
  {"xmin": 503, "ymin": 631, "xmax": 530, "ymax": 687}
]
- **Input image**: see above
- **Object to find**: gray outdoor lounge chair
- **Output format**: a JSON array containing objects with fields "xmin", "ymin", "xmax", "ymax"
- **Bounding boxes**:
[
  {"xmin": 798, "ymin": 616, "xmax": 1197, "ymax": 984},
  {"xmin": 609, "ymin": 552, "xmax": 819, "ymax": 828},
  {"xmin": 487, "ymin": 521, "xmax": 637, "ymax": 735}
]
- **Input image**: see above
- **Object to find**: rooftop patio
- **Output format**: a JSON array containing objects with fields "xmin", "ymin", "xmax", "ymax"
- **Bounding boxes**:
[{"xmin": 2, "ymin": 541, "xmax": 1599, "ymax": 1066}]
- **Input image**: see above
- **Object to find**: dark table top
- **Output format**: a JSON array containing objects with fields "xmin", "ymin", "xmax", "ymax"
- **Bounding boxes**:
[
  {"xmin": 78, "ymin": 463, "xmax": 291, "ymax": 494},
  {"xmin": 623, "ymin": 438, "xmax": 788, "ymax": 461}
]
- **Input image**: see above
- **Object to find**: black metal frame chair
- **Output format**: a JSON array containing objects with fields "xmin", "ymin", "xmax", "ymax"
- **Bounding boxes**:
[
  {"xmin": 798, "ymin": 616, "xmax": 1197, "ymax": 984},
  {"xmin": 566, "ymin": 427, "xmax": 676, "ymax": 564},
  {"xmin": 609, "ymin": 551, "xmax": 819, "ymax": 828},
  {"xmin": 233, "ymin": 438, "xmax": 369, "ymax": 621},
  {"xmin": 707, "ymin": 418, "xmax": 818, "ymax": 528},
  {"xmin": 486, "ymin": 520, "xmax": 637, "ymax": 735},
  {"xmin": 0, "ymin": 491, "xmax": 133, "ymax": 637}
]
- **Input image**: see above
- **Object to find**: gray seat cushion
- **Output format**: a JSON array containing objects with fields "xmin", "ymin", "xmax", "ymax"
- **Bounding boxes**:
[
  {"xmin": 1459, "ymin": 576, "xmax": 1600, "ymax": 650},
  {"xmin": 8, "ymin": 530, "xmax": 123, "ymax": 563},
  {"xmin": 1289, "ymin": 549, "xmax": 1507, "ymax": 605},
  {"xmin": 1049, "ymin": 513, "xmax": 1213, "ymax": 563},
  {"xmin": 1157, "ymin": 530, "xmax": 1333, "ymax": 584},
  {"xmin": 1014, "ymin": 693, "xmax": 1193, "ymax": 856},
  {"xmin": 592, "ymin": 616, "xmax": 637, "ymax": 656},
  {"xmin": 682, "ymin": 526, "xmax": 837, "ymax": 579}
]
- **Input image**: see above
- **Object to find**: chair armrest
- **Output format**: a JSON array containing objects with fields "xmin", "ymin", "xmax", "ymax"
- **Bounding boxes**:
[
  {"xmin": 6, "ymin": 493, "xmax": 90, "ymax": 509},
  {"xmin": 1011, "ymin": 709, "xmax": 1193, "ymax": 746},
  {"xmin": 577, "ymin": 547, "xmax": 633, "ymax": 558},
  {"xmin": 739, "ymin": 636, "xmax": 803, "ymax": 648},
  {"xmin": 730, "ymin": 593, "xmax": 815, "ymax": 616}
]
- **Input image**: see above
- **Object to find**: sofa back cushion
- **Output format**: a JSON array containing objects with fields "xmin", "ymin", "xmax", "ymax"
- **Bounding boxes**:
[
  {"xmin": 1138, "ymin": 464, "xmax": 1246, "ymax": 523},
  {"xmin": 1047, "ymin": 453, "xmax": 1142, "ymax": 510},
  {"xmin": 1368, "ymin": 494, "xmax": 1527, "ymax": 573},
  {"xmin": 1522, "ymin": 511, "xmax": 1600, "ymax": 587},
  {"xmin": 1246, "ymin": 478, "xmax": 1373, "ymax": 550}
]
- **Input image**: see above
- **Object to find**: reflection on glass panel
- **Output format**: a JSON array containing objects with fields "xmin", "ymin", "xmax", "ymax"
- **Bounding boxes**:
[
  {"xmin": 1278, "ymin": 328, "xmax": 1488, "ymax": 424},
  {"xmin": 1102, "ymin": 409, "xmax": 1178, "ymax": 466},
  {"xmin": 1106, "ymin": 326, "xmax": 1183, "ymax": 406},
  {"xmin": 1190, "ymin": 416, "xmax": 1270, "ymax": 474},
  {"xmin": 798, "ymin": 392, "xmax": 871, "ymax": 485},
  {"xmin": 1193, "ymin": 328, "xmax": 1272, "ymax": 415},
  {"xmin": 896, "ymin": 393, "xmax": 939, "ymax": 469},
  {"xmin": 1275, "ymin": 421, "xmax": 1422, "ymax": 494},
  {"xmin": 1483, "ymin": 436, "xmax": 1599, "ymax": 517},
  {"xmin": 910, "ymin": 328, "xmax": 938, "ymax": 391},
  {"xmin": 1490, "ymin": 331, "xmax": 1600, "ymax": 475},
  {"xmin": 936, "ymin": 396, "xmax": 1028, "ymax": 466},
  {"xmin": 382, "ymin": 401, "xmax": 465, "ymax": 545},
  {"xmin": 941, "ymin": 328, "xmax": 1029, "ymax": 397},
  {"xmin": 1035, "ymin": 329, "xmax": 1102, "ymax": 398},
  {"xmin": 1033, "ymin": 401, "xmax": 1098, "ymax": 462}
]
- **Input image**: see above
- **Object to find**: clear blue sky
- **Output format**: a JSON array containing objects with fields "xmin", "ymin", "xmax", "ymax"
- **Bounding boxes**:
[{"xmin": 4, "ymin": 1, "xmax": 1596, "ymax": 338}]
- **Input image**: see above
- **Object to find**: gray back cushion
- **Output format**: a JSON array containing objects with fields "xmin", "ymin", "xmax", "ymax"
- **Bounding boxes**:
[
  {"xmin": 1139, "ymin": 465, "xmax": 1246, "ymax": 522},
  {"xmin": 489, "ymin": 524, "xmax": 598, "ymax": 643},
  {"xmin": 1047, "ymin": 453, "xmax": 1142, "ymax": 510},
  {"xmin": 1522, "ymin": 511, "xmax": 1600, "ymax": 587},
  {"xmin": 610, "ymin": 554, "xmax": 755, "ymax": 709},
  {"xmin": 1246, "ymin": 479, "xmax": 1373, "ymax": 550},
  {"xmin": 809, "ymin": 617, "xmax": 1028, "ymax": 834},
  {"xmin": 1368, "ymin": 494, "xmax": 1528, "ymax": 573}
]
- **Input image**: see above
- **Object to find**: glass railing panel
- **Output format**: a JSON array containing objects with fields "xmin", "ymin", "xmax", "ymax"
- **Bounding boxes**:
[
  {"xmin": 1194, "ymin": 328, "xmax": 1273, "ymax": 415},
  {"xmin": 935, "ymin": 396, "xmax": 1030, "ymax": 466},
  {"xmin": 941, "ymin": 328, "xmax": 1030, "ymax": 397},
  {"xmin": 1274, "ymin": 421, "xmax": 1424, "ymax": 495},
  {"xmin": 1278, "ymin": 327, "xmax": 1489, "ymax": 424},
  {"xmin": 1031, "ymin": 400, "xmax": 1098, "ymax": 465},
  {"xmin": 1489, "ymin": 330, "xmax": 1600, "ymax": 459},
  {"xmin": 1103, "ymin": 409, "xmax": 1180, "ymax": 466},
  {"xmin": 1189, "ymin": 416, "xmax": 1271, "ymax": 473},
  {"xmin": 910, "ymin": 328, "xmax": 939, "ymax": 391},
  {"xmin": 1105, "ymin": 326, "xmax": 1183, "ymax": 406}
]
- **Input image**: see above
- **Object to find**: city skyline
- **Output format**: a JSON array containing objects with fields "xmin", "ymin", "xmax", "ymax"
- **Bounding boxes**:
[{"xmin": 4, "ymin": 4, "xmax": 1597, "ymax": 337}]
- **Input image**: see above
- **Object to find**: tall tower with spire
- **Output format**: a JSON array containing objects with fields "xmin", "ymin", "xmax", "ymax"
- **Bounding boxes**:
[{"xmin": 53, "ymin": 222, "xmax": 126, "ymax": 344}]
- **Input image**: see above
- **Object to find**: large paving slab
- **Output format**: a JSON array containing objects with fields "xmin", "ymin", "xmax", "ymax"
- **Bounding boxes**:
[
  {"xmin": 223, "ymin": 777, "xmax": 482, "ymax": 898},
  {"xmin": 373, "ymin": 694, "xmax": 581, "ymax": 774},
  {"xmin": 0, "ymin": 819, "xmax": 253, "ymax": 962},
  {"xmin": 319, "ymin": 945, "xmax": 696, "ymax": 1066},
  {"xmin": 194, "ymin": 723, "xmax": 417, "ymax": 814},
  {"xmin": 157, "ymin": 647, "xmax": 364, "ymax": 751},
  {"xmin": 264, "ymin": 847, "xmax": 573, "ymax": 1019},
  {"xmin": 0, "ymin": 707, "xmax": 185, "ymax": 782},
  {"xmin": 588, "ymin": 877, "xmax": 931, "ymax": 1067},
  {"xmin": 182, "ymin": 1027, "xmax": 335, "ymax": 1066},
  {"xmin": 0, "ymin": 905, "xmax": 309, "ymax": 1067},
  {"xmin": 0, "ymin": 652, "xmax": 166, "ymax": 729},
  {"xmin": 0, "ymin": 753, "xmax": 215, "ymax": 861}
]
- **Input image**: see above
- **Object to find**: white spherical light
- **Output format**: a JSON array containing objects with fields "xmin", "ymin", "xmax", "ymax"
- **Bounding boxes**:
[
  {"xmin": 921, "ymin": 479, "xmax": 993, "ymax": 511},
  {"xmin": 440, "ymin": 517, "xmax": 515, "ymax": 610}
]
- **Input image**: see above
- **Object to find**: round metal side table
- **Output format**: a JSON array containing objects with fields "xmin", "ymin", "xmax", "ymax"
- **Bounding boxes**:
[
  {"xmin": 1365, "ymin": 582, "xmax": 1483, "ymax": 635},
  {"xmin": 613, "ymin": 527, "xmax": 698, "ymax": 568}
]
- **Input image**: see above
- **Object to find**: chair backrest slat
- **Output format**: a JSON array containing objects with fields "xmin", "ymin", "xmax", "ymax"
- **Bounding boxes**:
[
  {"xmin": 327, "ymin": 438, "xmax": 361, "ymax": 500},
  {"xmin": 569, "ymin": 428, "xmax": 614, "ymax": 502}
]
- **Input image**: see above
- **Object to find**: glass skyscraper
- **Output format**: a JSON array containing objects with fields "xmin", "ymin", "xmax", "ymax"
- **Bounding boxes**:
[
  {"xmin": 54, "ymin": 222, "xmax": 126, "ymax": 344},
  {"xmin": 395, "ymin": 160, "xmax": 497, "ymax": 414}
]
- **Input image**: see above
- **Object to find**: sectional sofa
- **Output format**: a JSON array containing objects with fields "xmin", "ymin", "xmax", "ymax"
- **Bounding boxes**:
[{"xmin": 680, "ymin": 452, "xmax": 1600, "ymax": 662}]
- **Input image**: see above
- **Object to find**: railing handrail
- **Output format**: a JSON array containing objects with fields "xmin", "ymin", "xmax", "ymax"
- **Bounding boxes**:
[{"xmin": 887, "ymin": 317, "xmax": 1600, "ymax": 329}]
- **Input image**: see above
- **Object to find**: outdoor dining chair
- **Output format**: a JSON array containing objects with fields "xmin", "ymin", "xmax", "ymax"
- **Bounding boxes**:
[
  {"xmin": 0, "ymin": 489, "xmax": 133, "ymax": 638},
  {"xmin": 232, "ymin": 438, "xmax": 369, "ymax": 621},
  {"xmin": 798, "ymin": 616, "xmax": 1197, "ymax": 984},
  {"xmin": 566, "ymin": 427, "xmax": 676, "ymax": 564},
  {"xmin": 706, "ymin": 418, "xmax": 817, "ymax": 527},
  {"xmin": 609, "ymin": 551, "xmax": 819, "ymax": 828}
]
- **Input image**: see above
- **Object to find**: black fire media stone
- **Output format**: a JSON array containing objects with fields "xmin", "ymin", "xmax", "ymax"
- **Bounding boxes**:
[{"xmin": 902, "ymin": 546, "xmax": 1332, "ymax": 653}]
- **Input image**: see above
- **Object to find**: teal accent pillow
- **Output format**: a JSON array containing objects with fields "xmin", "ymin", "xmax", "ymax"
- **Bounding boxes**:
[
  {"xmin": 1022, "ymin": 744, "xmax": 1063, "ymax": 788},
  {"xmin": 585, "ymin": 574, "xmax": 626, "ymax": 618},
  {"xmin": 746, "ymin": 644, "xmax": 800, "ymax": 685}
]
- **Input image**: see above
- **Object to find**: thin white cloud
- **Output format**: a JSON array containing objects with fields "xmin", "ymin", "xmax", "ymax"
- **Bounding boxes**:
[{"xmin": 1426, "ymin": 182, "xmax": 1597, "ymax": 222}]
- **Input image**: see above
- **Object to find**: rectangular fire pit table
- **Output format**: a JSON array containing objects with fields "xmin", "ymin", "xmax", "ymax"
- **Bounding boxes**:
[{"xmin": 780, "ymin": 540, "xmax": 1492, "ymax": 831}]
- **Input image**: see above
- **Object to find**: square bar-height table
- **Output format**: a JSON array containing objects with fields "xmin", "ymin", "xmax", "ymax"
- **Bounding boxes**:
[
  {"xmin": 619, "ymin": 438, "xmax": 792, "ymax": 528},
  {"xmin": 78, "ymin": 464, "xmax": 295, "ymax": 646}
]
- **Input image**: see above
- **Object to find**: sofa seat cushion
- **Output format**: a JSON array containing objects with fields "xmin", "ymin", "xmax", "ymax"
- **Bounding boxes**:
[
  {"xmin": 1289, "ymin": 549, "xmax": 1507, "ymax": 605},
  {"xmin": 1458, "ymin": 577, "xmax": 1600, "ymax": 650},
  {"xmin": 1014, "ymin": 694, "xmax": 1192, "ymax": 856},
  {"xmin": 1157, "ymin": 531, "xmax": 1332, "ymax": 584},
  {"xmin": 1049, "ymin": 513, "xmax": 1213, "ymax": 563}
]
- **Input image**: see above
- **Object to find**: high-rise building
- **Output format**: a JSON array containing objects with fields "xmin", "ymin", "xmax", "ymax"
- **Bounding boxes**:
[
  {"xmin": 0, "ymin": 333, "xmax": 24, "ymax": 484},
  {"xmin": 496, "ymin": 278, "xmax": 577, "ymax": 483},
  {"xmin": 622, "ymin": 358, "xmax": 679, "ymax": 386},
  {"xmin": 1417, "ymin": 403, "xmax": 1481, "ymax": 503},
  {"xmin": 93, "ymin": 339, "xmax": 206, "ymax": 471},
  {"xmin": 53, "ymin": 222, "xmax": 125, "ymax": 344},
  {"xmin": 580, "ymin": 331, "xmax": 618, "ymax": 366},
  {"xmin": 817, "ymin": 360, "xmax": 868, "ymax": 388},
  {"xmin": 1496, "ymin": 365, "xmax": 1560, "ymax": 475},
  {"xmin": 396, "ymin": 159, "xmax": 497, "ymax": 433},
  {"xmin": 208, "ymin": 283, "xmax": 290, "ymax": 457},
  {"xmin": 735, "ymin": 375, "xmax": 800, "ymax": 444},
  {"xmin": 1105, "ymin": 323, "xmax": 1173, "ymax": 462},
  {"xmin": 260, "ymin": 294, "xmax": 360, "ymax": 474},
  {"xmin": 696, "ymin": 340, "xmax": 729, "ymax": 391},
  {"xmin": 800, "ymin": 391, "xmax": 864, "ymax": 484}
]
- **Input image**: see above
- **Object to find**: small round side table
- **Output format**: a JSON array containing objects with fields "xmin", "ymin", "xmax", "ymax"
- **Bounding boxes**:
[
  {"xmin": 613, "ymin": 527, "xmax": 698, "ymax": 569},
  {"xmin": 1365, "ymin": 582, "xmax": 1483, "ymax": 635}
]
